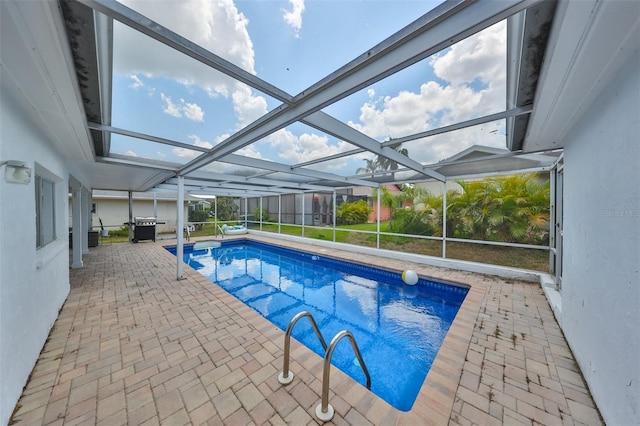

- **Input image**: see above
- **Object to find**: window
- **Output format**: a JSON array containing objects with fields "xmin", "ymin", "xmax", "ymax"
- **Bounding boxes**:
[{"xmin": 36, "ymin": 175, "xmax": 56, "ymax": 248}]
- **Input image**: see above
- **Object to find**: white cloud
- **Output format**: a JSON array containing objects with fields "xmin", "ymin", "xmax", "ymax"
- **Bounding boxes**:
[
  {"xmin": 160, "ymin": 93, "xmax": 205, "ymax": 122},
  {"xmin": 406, "ymin": 121, "xmax": 505, "ymax": 165},
  {"xmin": 231, "ymin": 83, "xmax": 269, "ymax": 128},
  {"xmin": 282, "ymin": 0, "xmax": 305, "ymax": 37},
  {"xmin": 347, "ymin": 22, "xmax": 507, "ymax": 165},
  {"xmin": 124, "ymin": 150, "xmax": 138, "ymax": 157},
  {"xmin": 172, "ymin": 134, "xmax": 213, "ymax": 158},
  {"xmin": 161, "ymin": 93, "xmax": 182, "ymax": 118},
  {"xmin": 236, "ymin": 145, "xmax": 264, "ymax": 159},
  {"xmin": 183, "ymin": 101, "xmax": 205, "ymax": 122},
  {"xmin": 115, "ymin": 1, "xmax": 255, "ymax": 97},
  {"xmin": 189, "ymin": 134, "xmax": 213, "ymax": 149},
  {"xmin": 115, "ymin": 1, "xmax": 273, "ymax": 138},
  {"xmin": 431, "ymin": 21, "xmax": 506, "ymax": 86},
  {"xmin": 266, "ymin": 128, "xmax": 353, "ymax": 167},
  {"xmin": 128, "ymin": 74, "xmax": 144, "ymax": 89}
]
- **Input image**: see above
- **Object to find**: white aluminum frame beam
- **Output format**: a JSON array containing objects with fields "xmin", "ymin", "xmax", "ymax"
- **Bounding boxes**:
[
  {"xmin": 83, "ymin": 0, "xmax": 442, "ymax": 183},
  {"xmin": 78, "ymin": 0, "xmax": 292, "ymax": 103},
  {"xmin": 94, "ymin": 10, "xmax": 113, "ymax": 154},
  {"xmin": 89, "ymin": 123, "xmax": 378, "ymax": 188},
  {"xmin": 177, "ymin": 0, "xmax": 538, "ymax": 175},
  {"xmin": 220, "ymin": 154, "xmax": 377, "ymax": 187},
  {"xmin": 293, "ymin": 106, "xmax": 534, "ymax": 169},
  {"xmin": 170, "ymin": 174, "xmax": 334, "ymax": 192},
  {"xmin": 158, "ymin": 182, "xmax": 288, "ymax": 195},
  {"xmin": 154, "ymin": 184, "xmax": 277, "ymax": 197},
  {"xmin": 89, "ymin": 123, "xmax": 210, "ymax": 153},
  {"xmin": 506, "ymin": 10, "xmax": 527, "ymax": 151},
  {"xmin": 302, "ymin": 112, "xmax": 445, "ymax": 181},
  {"xmin": 387, "ymin": 105, "xmax": 533, "ymax": 145},
  {"xmin": 97, "ymin": 155, "xmax": 180, "ymax": 171},
  {"xmin": 80, "ymin": 0, "xmax": 540, "ymax": 193},
  {"xmin": 163, "ymin": 179, "xmax": 306, "ymax": 194}
]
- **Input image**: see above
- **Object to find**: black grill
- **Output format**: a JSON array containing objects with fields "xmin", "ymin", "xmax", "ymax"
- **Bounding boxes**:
[{"xmin": 133, "ymin": 217, "xmax": 156, "ymax": 243}]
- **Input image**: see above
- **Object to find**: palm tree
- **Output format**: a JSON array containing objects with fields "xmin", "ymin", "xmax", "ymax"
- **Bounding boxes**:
[
  {"xmin": 377, "ymin": 142, "xmax": 409, "ymax": 171},
  {"xmin": 356, "ymin": 157, "xmax": 383, "ymax": 174},
  {"xmin": 448, "ymin": 174, "xmax": 550, "ymax": 244},
  {"xmin": 357, "ymin": 143, "xmax": 409, "ymax": 174}
]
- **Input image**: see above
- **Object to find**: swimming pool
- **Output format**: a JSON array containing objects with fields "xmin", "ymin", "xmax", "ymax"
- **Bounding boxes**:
[{"xmin": 167, "ymin": 240, "xmax": 468, "ymax": 411}]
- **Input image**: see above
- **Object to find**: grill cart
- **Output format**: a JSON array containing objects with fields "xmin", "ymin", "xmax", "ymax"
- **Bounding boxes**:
[{"xmin": 133, "ymin": 216, "xmax": 156, "ymax": 243}]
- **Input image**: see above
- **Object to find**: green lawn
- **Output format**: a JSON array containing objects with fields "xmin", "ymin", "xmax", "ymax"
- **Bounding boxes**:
[
  {"xmin": 258, "ymin": 222, "xmax": 548, "ymax": 271},
  {"xmin": 103, "ymin": 220, "xmax": 549, "ymax": 272}
]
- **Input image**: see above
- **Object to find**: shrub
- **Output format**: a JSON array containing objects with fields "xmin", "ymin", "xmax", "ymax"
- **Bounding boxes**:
[
  {"xmin": 389, "ymin": 208, "xmax": 437, "ymax": 236},
  {"xmin": 216, "ymin": 197, "xmax": 239, "ymax": 221},
  {"xmin": 254, "ymin": 207, "xmax": 270, "ymax": 222},
  {"xmin": 189, "ymin": 209, "xmax": 210, "ymax": 228},
  {"xmin": 110, "ymin": 226, "xmax": 130, "ymax": 237},
  {"xmin": 388, "ymin": 174, "xmax": 549, "ymax": 245},
  {"xmin": 336, "ymin": 200, "xmax": 371, "ymax": 225},
  {"xmin": 447, "ymin": 174, "xmax": 550, "ymax": 244}
]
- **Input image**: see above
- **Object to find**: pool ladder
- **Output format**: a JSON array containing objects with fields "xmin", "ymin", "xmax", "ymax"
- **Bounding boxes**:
[{"xmin": 277, "ymin": 311, "xmax": 371, "ymax": 422}]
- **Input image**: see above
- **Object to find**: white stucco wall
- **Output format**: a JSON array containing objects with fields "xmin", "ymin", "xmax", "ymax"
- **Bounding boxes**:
[
  {"xmin": 560, "ymin": 49, "xmax": 639, "ymax": 425},
  {"xmin": 86, "ymin": 197, "xmax": 186, "ymax": 234},
  {"xmin": 0, "ymin": 90, "xmax": 72, "ymax": 424}
]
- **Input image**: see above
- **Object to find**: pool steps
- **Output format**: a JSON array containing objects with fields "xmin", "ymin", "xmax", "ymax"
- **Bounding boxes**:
[{"xmin": 278, "ymin": 311, "xmax": 371, "ymax": 422}]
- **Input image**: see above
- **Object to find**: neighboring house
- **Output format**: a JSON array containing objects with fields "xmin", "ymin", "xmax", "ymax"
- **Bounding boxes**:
[
  {"xmin": 417, "ymin": 145, "xmax": 557, "ymax": 196},
  {"xmin": 0, "ymin": 2, "xmax": 638, "ymax": 426},
  {"xmin": 352, "ymin": 184, "xmax": 413, "ymax": 222},
  {"xmin": 72, "ymin": 190, "xmax": 197, "ymax": 234},
  {"xmin": 188, "ymin": 199, "xmax": 211, "ymax": 214}
]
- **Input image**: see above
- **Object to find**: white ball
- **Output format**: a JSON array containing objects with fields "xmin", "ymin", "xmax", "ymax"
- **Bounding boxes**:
[{"xmin": 402, "ymin": 270, "xmax": 418, "ymax": 285}]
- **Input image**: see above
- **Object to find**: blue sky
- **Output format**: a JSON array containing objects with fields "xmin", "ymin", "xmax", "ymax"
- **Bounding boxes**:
[{"xmin": 110, "ymin": 0, "xmax": 508, "ymax": 175}]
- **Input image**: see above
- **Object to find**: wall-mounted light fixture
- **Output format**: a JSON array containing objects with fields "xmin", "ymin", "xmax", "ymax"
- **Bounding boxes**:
[{"xmin": 1, "ymin": 160, "xmax": 32, "ymax": 184}]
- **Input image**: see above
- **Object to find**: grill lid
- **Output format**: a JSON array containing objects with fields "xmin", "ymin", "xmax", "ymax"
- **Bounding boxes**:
[{"xmin": 134, "ymin": 216, "xmax": 156, "ymax": 226}]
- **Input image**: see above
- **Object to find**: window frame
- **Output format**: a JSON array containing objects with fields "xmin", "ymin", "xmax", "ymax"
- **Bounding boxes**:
[{"xmin": 35, "ymin": 174, "xmax": 57, "ymax": 248}]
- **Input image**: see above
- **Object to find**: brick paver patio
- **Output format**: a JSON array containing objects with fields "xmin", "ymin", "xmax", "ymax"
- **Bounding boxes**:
[{"xmin": 10, "ymin": 234, "xmax": 602, "ymax": 425}]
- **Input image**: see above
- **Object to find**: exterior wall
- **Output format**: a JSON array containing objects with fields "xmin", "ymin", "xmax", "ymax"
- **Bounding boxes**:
[
  {"xmin": 0, "ymin": 91, "xmax": 71, "ymax": 424},
  {"xmin": 560, "ymin": 49, "xmax": 639, "ymax": 425},
  {"xmin": 418, "ymin": 180, "xmax": 463, "ymax": 196},
  {"xmin": 369, "ymin": 198, "xmax": 412, "ymax": 222},
  {"xmin": 89, "ymin": 197, "xmax": 185, "ymax": 234}
]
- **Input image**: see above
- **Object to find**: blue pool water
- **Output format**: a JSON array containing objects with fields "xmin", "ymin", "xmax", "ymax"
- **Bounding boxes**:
[{"xmin": 166, "ymin": 240, "xmax": 468, "ymax": 411}]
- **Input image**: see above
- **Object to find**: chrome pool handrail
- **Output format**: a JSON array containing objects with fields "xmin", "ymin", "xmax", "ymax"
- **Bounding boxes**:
[
  {"xmin": 277, "ymin": 311, "xmax": 328, "ymax": 385},
  {"xmin": 316, "ymin": 330, "xmax": 371, "ymax": 422}
]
